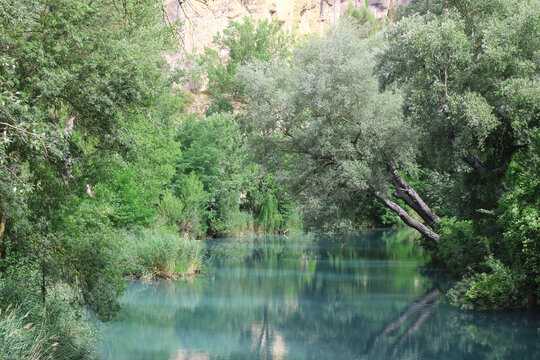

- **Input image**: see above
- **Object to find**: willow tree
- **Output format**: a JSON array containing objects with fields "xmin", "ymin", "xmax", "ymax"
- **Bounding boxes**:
[
  {"xmin": 376, "ymin": 0, "xmax": 539, "ymax": 307},
  {"xmin": 237, "ymin": 22, "xmax": 440, "ymax": 242},
  {"xmin": 376, "ymin": 0, "xmax": 539, "ymax": 206}
]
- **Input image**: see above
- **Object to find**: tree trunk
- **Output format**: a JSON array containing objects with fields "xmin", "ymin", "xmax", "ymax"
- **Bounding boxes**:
[
  {"xmin": 461, "ymin": 151, "xmax": 507, "ymax": 198},
  {"xmin": 372, "ymin": 190, "xmax": 440, "ymax": 243},
  {"xmin": 65, "ymin": 116, "xmax": 75, "ymax": 180},
  {"xmin": 386, "ymin": 162, "xmax": 440, "ymax": 227},
  {"xmin": 41, "ymin": 257, "xmax": 47, "ymax": 310},
  {"xmin": 0, "ymin": 211, "xmax": 6, "ymax": 259}
]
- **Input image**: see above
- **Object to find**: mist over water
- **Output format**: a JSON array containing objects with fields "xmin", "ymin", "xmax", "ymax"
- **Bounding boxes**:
[{"xmin": 96, "ymin": 229, "xmax": 540, "ymax": 360}]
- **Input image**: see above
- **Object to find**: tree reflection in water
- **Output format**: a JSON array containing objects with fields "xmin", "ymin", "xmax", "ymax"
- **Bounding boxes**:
[{"xmin": 96, "ymin": 230, "xmax": 540, "ymax": 360}]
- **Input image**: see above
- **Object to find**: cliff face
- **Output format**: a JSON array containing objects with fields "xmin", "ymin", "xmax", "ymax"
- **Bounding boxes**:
[{"xmin": 166, "ymin": 0, "xmax": 410, "ymax": 53}]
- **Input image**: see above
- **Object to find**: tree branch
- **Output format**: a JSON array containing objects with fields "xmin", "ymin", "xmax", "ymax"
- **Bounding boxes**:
[
  {"xmin": 352, "ymin": 130, "xmax": 364, "ymax": 157},
  {"xmin": 386, "ymin": 161, "xmax": 440, "ymax": 227},
  {"xmin": 461, "ymin": 151, "xmax": 489, "ymax": 176},
  {"xmin": 460, "ymin": 151, "xmax": 517, "ymax": 199},
  {"xmin": 372, "ymin": 190, "xmax": 439, "ymax": 243}
]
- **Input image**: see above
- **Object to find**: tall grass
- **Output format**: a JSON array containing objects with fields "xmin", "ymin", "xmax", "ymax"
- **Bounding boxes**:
[
  {"xmin": 0, "ymin": 281, "xmax": 97, "ymax": 360},
  {"xmin": 0, "ymin": 305, "xmax": 49, "ymax": 360},
  {"xmin": 119, "ymin": 229, "xmax": 203, "ymax": 278}
]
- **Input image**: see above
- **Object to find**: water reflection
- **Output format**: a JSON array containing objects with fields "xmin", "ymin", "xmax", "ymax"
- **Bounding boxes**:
[{"xmin": 96, "ymin": 230, "xmax": 540, "ymax": 360}]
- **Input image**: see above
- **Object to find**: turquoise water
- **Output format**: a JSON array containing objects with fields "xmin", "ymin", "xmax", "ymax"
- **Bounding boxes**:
[{"xmin": 96, "ymin": 229, "xmax": 540, "ymax": 359}]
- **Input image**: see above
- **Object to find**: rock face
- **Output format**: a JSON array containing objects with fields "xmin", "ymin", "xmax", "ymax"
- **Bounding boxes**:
[{"xmin": 165, "ymin": 0, "xmax": 409, "ymax": 53}]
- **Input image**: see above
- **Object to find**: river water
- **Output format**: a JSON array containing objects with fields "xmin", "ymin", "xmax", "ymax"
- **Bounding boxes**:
[{"xmin": 96, "ymin": 229, "xmax": 540, "ymax": 359}]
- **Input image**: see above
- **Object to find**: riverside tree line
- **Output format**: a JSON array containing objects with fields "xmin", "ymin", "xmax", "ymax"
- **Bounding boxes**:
[{"xmin": 0, "ymin": 0, "xmax": 538, "ymax": 358}]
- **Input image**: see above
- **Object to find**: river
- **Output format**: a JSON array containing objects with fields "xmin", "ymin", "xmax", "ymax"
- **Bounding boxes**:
[{"xmin": 96, "ymin": 229, "xmax": 540, "ymax": 359}]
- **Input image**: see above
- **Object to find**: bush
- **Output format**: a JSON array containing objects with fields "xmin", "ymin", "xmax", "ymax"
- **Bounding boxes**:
[
  {"xmin": 177, "ymin": 173, "xmax": 208, "ymax": 238},
  {"xmin": 448, "ymin": 257, "xmax": 522, "ymax": 310},
  {"xmin": 157, "ymin": 192, "xmax": 185, "ymax": 231},
  {"xmin": 205, "ymin": 97, "xmax": 234, "ymax": 117},
  {"xmin": 343, "ymin": 3, "xmax": 381, "ymax": 37},
  {"xmin": 209, "ymin": 191, "xmax": 253, "ymax": 236},
  {"xmin": 282, "ymin": 207, "xmax": 304, "ymax": 233},
  {"xmin": 436, "ymin": 217, "xmax": 490, "ymax": 275},
  {"xmin": 499, "ymin": 133, "xmax": 540, "ymax": 306}
]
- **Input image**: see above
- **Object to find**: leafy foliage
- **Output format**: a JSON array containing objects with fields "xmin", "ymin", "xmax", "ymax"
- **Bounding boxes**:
[
  {"xmin": 196, "ymin": 17, "xmax": 295, "ymax": 98},
  {"xmin": 499, "ymin": 130, "xmax": 540, "ymax": 305},
  {"xmin": 448, "ymin": 257, "xmax": 522, "ymax": 310},
  {"xmin": 343, "ymin": 2, "xmax": 381, "ymax": 37},
  {"xmin": 171, "ymin": 111, "xmax": 299, "ymax": 236},
  {"xmin": 376, "ymin": 0, "xmax": 540, "ymax": 309},
  {"xmin": 376, "ymin": 0, "xmax": 539, "ymax": 190},
  {"xmin": 237, "ymin": 21, "xmax": 415, "ymax": 232},
  {"xmin": 436, "ymin": 218, "xmax": 489, "ymax": 275},
  {"xmin": 0, "ymin": 0, "xmax": 201, "ymax": 356}
]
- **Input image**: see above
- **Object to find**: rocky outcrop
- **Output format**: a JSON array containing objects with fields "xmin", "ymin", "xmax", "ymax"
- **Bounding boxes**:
[
  {"xmin": 165, "ymin": 0, "xmax": 409, "ymax": 53},
  {"xmin": 368, "ymin": 0, "xmax": 410, "ymax": 20}
]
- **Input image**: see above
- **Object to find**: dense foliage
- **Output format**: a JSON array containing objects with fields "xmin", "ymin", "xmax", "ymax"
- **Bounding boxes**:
[
  {"xmin": 0, "ymin": 0, "xmax": 201, "ymax": 358},
  {"xmin": 376, "ymin": 0, "xmax": 539, "ymax": 308},
  {"xmin": 236, "ymin": 1, "xmax": 539, "ymax": 309},
  {"xmin": 0, "ymin": 1, "xmax": 538, "ymax": 358},
  {"xmin": 237, "ymin": 24, "xmax": 409, "ymax": 234},
  {"xmin": 192, "ymin": 17, "xmax": 295, "ymax": 98}
]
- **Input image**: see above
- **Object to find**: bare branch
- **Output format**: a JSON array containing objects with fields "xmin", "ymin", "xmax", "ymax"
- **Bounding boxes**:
[
  {"xmin": 148, "ymin": 112, "xmax": 173, "ymax": 140},
  {"xmin": 0, "ymin": 163, "xmax": 26, "ymax": 185}
]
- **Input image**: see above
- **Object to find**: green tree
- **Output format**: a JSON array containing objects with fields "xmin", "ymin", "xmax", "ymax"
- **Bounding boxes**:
[
  {"xmin": 375, "ymin": 0, "xmax": 540, "ymax": 307},
  {"xmin": 237, "ymin": 22, "xmax": 440, "ymax": 241},
  {"xmin": 177, "ymin": 172, "xmax": 208, "ymax": 237},
  {"xmin": 376, "ymin": 0, "xmax": 539, "ymax": 205},
  {"xmin": 197, "ymin": 17, "xmax": 295, "ymax": 98},
  {"xmin": 0, "ymin": 0, "xmax": 183, "ymax": 355},
  {"xmin": 343, "ymin": 2, "xmax": 381, "ymax": 37},
  {"xmin": 498, "ymin": 130, "xmax": 540, "ymax": 306},
  {"xmin": 172, "ymin": 113, "xmax": 248, "ymax": 236}
]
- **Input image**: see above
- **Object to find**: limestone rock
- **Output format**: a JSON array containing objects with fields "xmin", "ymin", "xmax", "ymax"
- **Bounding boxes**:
[{"xmin": 165, "ymin": 0, "xmax": 409, "ymax": 53}]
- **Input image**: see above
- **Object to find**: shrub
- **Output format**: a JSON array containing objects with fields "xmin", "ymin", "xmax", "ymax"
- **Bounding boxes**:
[
  {"xmin": 343, "ymin": 3, "xmax": 381, "ymax": 37},
  {"xmin": 210, "ymin": 191, "xmax": 253, "ymax": 236},
  {"xmin": 178, "ymin": 172, "xmax": 208, "ymax": 238},
  {"xmin": 448, "ymin": 257, "xmax": 522, "ymax": 310},
  {"xmin": 205, "ymin": 97, "xmax": 234, "ymax": 117},
  {"xmin": 499, "ymin": 133, "xmax": 540, "ymax": 305},
  {"xmin": 436, "ymin": 217, "xmax": 490, "ymax": 275},
  {"xmin": 157, "ymin": 192, "xmax": 185, "ymax": 231},
  {"xmin": 282, "ymin": 207, "xmax": 303, "ymax": 233}
]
